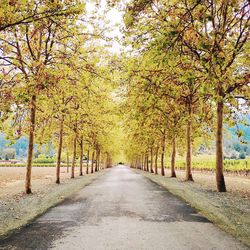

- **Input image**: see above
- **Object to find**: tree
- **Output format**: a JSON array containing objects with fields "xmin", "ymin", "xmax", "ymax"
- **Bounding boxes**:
[
  {"xmin": 0, "ymin": 2, "xmax": 83, "ymax": 193},
  {"xmin": 161, "ymin": 0, "xmax": 250, "ymax": 191},
  {"xmin": 0, "ymin": 1, "xmax": 83, "ymax": 31},
  {"xmin": 123, "ymin": 0, "xmax": 250, "ymax": 191}
]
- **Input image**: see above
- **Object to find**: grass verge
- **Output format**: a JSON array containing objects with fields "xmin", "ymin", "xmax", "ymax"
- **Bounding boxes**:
[
  {"xmin": 0, "ymin": 170, "xmax": 107, "ymax": 239},
  {"xmin": 134, "ymin": 169, "xmax": 250, "ymax": 247}
]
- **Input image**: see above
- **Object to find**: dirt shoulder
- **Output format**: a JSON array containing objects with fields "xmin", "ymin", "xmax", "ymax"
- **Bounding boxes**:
[
  {"xmin": 170, "ymin": 169, "xmax": 250, "ymax": 199},
  {"xmin": 0, "ymin": 167, "xmax": 108, "ymax": 239},
  {"xmin": 134, "ymin": 169, "xmax": 250, "ymax": 247}
]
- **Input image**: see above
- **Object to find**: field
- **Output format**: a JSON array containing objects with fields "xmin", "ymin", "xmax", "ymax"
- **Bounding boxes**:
[
  {"xmin": 0, "ymin": 166, "xmax": 79, "ymax": 199},
  {"xmin": 166, "ymin": 169, "xmax": 250, "ymax": 198},
  {"xmin": 1, "ymin": 155, "xmax": 250, "ymax": 171},
  {"xmin": 0, "ymin": 163, "xmax": 72, "ymax": 167},
  {"xmin": 0, "ymin": 166, "xmax": 105, "ymax": 238},
  {"xmin": 168, "ymin": 155, "xmax": 250, "ymax": 173}
]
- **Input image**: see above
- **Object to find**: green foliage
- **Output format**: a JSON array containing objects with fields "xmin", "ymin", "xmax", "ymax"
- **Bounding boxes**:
[
  {"xmin": 174, "ymin": 157, "xmax": 250, "ymax": 172},
  {"xmin": 33, "ymin": 154, "xmax": 55, "ymax": 164},
  {"xmin": 121, "ymin": 0, "xmax": 250, "ymax": 181}
]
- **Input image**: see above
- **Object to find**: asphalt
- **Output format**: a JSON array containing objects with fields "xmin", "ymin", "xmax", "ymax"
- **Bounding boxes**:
[{"xmin": 0, "ymin": 165, "xmax": 248, "ymax": 250}]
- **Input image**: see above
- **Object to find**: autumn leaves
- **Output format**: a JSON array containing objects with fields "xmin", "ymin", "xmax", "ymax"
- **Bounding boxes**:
[
  {"xmin": 0, "ymin": 1, "xmax": 118, "ymax": 194},
  {"xmin": 122, "ymin": 0, "xmax": 250, "ymax": 192}
]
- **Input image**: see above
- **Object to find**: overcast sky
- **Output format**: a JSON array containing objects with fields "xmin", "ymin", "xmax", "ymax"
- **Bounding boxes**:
[{"xmin": 85, "ymin": 0, "xmax": 125, "ymax": 54}]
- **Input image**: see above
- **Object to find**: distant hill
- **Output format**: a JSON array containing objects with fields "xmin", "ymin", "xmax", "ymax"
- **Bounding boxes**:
[
  {"xmin": 0, "ymin": 115, "xmax": 249, "ymax": 160},
  {"xmin": 0, "ymin": 133, "xmax": 55, "ymax": 160},
  {"xmin": 0, "ymin": 133, "xmax": 28, "ymax": 159}
]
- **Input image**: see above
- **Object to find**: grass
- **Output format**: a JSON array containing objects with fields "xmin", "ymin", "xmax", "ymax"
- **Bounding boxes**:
[
  {"xmin": 0, "ymin": 169, "xmax": 108, "ymax": 239},
  {"xmin": 0, "ymin": 163, "xmax": 83, "ymax": 167}
]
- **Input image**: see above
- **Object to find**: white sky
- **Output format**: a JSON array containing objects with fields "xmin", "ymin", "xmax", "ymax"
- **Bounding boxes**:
[{"xmin": 85, "ymin": 0, "xmax": 125, "ymax": 54}]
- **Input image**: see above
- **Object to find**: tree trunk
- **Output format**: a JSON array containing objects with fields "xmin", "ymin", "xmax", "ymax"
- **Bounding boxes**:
[
  {"xmin": 95, "ymin": 148, "xmax": 98, "ymax": 172},
  {"xmin": 98, "ymin": 150, "xmax": 101, "ymax": 170},
  {"xmin": 216, "ymin": 100, "xmax": 226, "ymax": 192},
  {"xmin": 150, "ymin": 146, "xmax": 154, "ymax": 173},
  {"xmin": 106, "ymin": 153, "xmax": 109, "ymax": 168},
  {"xmin": 161, "ymin": 130, "xmax": 165, "ymax": 176},
  {"xmin": 66, "ymin": 152, "xmax": 69, "ymax": 173},
  {"xmin": 142, "ymin": 155, "xmax": 144, "ymax": 170},
  {"xmin": 154, "ymin": 146, "xmax": 159, "ymax": 174},
  {"xmin": 170, "ymin": 135, "xmax": 176, "ymax": 178},
  {"xmin": 71, "ymin": 134, "xmax": 77, "ymax": 179},
  {"xmin": 79, "ymin": 138, "xmax": 83, "ymax": 176},
  {"xmin": 91, "ymin": 151, "xmax": 95, "ymax": 173},
  {"xmin": 136, "ymin": 157, "xmax": 140, "ymax": 169},
  {"xmin": 107, "ymin": 153, "xmax": 112, "ymax": 168},
  {"xmin": 109, "ymin": 155, "xmax": 112, "ymax": 168},
  {"xmin": 142, "ymin": 155, "xmax": 146, "ymax": 171},
  {"xmin": 56, "ymin": 116, "xmax": 64, "ymax": 184},
  {"xmin": 186, "ymin": 103, "xmax": 193, "ymax": 181},
  {"xmin": 86, "ymin": 149, "xmax": 89, "ymax": 174},
  {"xmin": 142, "ymin": 154, "xmax": 145, "ymax": 170},
  {"xmin": 97, "ymin": 150, "xmax": 100, "ymax": 170},
  {"xmin": 25, "ymin": 95, "xmax": 36, "ymax": 194},
  {"xmin": 145, "ymin": 154, "xmax": 149, "ymax": 171}
]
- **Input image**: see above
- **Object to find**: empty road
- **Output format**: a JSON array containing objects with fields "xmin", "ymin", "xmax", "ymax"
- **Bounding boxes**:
[{"xmin": 0, "ymin": 165, "xmax": 247, "ymax": 250}]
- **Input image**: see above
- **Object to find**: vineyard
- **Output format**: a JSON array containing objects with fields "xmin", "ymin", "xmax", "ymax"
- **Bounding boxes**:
[
  {"xmin": 1, "ymin": 158, "xmax": 250, "ymax": 173},
  {"xmin": 174, "ymin": 156, "xmax": 250, "ymax": 172}
]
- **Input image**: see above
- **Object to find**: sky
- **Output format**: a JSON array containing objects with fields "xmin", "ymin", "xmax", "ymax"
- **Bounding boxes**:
[{"xmin": 85, "ymin": 0, "xmax": 125, "ymax": 54}]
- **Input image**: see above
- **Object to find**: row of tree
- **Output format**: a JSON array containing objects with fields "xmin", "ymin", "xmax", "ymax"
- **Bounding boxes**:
[
  {"xmin": 0, "ymin": 1, "xmax": 118, "ymax": 194},
  {"xmin": 120, "ymin": 0, "xmax": 250, "ymax": 192}
]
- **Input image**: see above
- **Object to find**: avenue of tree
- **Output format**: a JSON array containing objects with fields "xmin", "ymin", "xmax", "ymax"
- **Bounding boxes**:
[
  {"xmin": 121, "ymin": 0, "xmax": 250, "ymax": 192},
  {"xmin": 0, "ymin": 1, "xmax": 118, "ymax": 194},
  {"xmin": 0, "ymin": 0, "xmax": 249, "ymax": 194}
]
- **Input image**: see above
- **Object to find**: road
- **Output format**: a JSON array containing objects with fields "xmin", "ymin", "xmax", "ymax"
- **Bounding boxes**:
[{"xmin": 0, "ymin": 165, "xmax": 247, "ymax": 250}]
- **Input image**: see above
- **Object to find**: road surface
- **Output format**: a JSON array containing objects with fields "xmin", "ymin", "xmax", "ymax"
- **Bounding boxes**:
[{"xmin": 0, "ymin": 165, "xmax": 247, "ymax": 250}]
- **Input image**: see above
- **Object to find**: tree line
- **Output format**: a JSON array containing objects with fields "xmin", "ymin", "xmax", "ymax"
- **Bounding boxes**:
[
  {"xmin": 0, "ymin": 1, "xmax": 118, "ymax": 194},
  {"xmin": 120, "ymin": 0, "xmax": 250, "ymax": 192}
]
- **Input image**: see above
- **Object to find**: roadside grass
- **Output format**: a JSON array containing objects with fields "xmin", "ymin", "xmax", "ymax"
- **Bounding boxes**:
[
  {"xmin": 134, "ymin": 169, "xmax": 250, "ymax": 247},
  {"xmin": 0, "ymin": 169, "xmax": 108, "ymax": 239}
]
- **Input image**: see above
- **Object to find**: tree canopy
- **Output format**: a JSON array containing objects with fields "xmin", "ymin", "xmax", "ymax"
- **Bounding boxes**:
[{"xmin": 0, "ymin": 0, "xmax": 249, "ymax": 193}]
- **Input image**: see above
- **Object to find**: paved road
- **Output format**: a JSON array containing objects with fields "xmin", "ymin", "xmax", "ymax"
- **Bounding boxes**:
[{"xmin": 0, "ymin": 165, "xmax": 247, "ymax": 250}]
